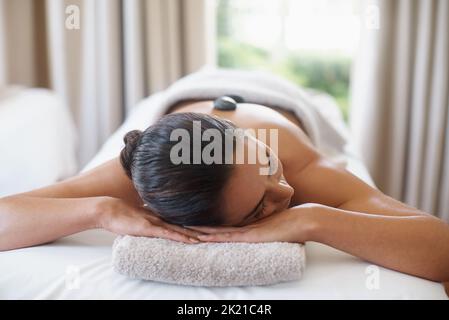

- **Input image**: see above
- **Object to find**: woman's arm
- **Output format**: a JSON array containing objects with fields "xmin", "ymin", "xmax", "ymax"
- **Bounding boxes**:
[
  {"xmin": 0, "ymin": 196, "xmax": 99, "ymax": 250},
  {"xmin": 288, "ymin": 152, "xmax": 449, "ymax": 282},
  {"xmin": 193, "ymin": 202, "xmax": 449, "ymax": 282},
  {"xmin": 194, "ymin": 125, "xmax": 449, "ymax": 282},
  {"xmin": 281, "ymin": 122, "xmax": 449, "ymax": 281},
  {"xmin": 14, "ymin": 157, "xmax": 144, "ymax": 205},
  {"xmin": 306, "ymin": 203, "xmax": 449, "ymax": 282},
  {"xmin": 0, "ymin": 158, "xmax": 202, "ymax": 251},
  {"xmin": 0, "ymin": 195, "xmax": 202, "ymax": 251}
]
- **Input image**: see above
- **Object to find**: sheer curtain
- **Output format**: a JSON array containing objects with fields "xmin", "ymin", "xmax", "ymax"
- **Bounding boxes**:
[
  {"xmin": 0, "ymin": 0, "xmax": 215, "ymax": 167},
  {"xmin": 350, "ymin": 0, "xmax": 449, "ymax": 221}
]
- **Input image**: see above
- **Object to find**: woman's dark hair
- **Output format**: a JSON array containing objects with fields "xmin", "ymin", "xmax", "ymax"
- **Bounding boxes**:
[{"xmin": 120, "ymin": 112, "xmax": 236, "ymax": 226}]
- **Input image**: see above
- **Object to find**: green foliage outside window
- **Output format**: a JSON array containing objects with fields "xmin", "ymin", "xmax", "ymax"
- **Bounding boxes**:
[{"xmin": 216, "ymin": 0, "xmax": 352, "ymax": 121}]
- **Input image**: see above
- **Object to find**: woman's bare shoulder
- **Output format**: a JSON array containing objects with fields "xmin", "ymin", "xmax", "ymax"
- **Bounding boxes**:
[{"xmin": 270, "ymin": 118, "xmax": 320, "ymax": 173}]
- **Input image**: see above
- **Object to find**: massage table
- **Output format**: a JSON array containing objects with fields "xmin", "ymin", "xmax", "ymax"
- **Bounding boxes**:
[{"xmin": 0, "ymin": 80, "xmax": 446, "ymax": 300}]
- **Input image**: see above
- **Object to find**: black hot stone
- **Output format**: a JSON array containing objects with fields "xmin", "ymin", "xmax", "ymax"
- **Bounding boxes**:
[{"xmin": 213, "ymin": 96, "xmax": 238, "ymax": 111}]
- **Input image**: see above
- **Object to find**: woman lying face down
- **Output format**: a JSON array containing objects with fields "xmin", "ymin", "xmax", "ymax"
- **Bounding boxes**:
[
  {"xmin": 120, "ymin": 112, "xmax": 293, "ymax": 227},
  {"xmin": 1, "ymin": 109, "xmax": 449, "ymax": 284},
  {"xmin": 117, "ymin": 112, "xmax": 449, "ymax": 283}
]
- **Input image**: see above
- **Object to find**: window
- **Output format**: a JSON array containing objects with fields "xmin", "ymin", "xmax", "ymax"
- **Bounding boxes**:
[{"xmin": 216, "ymin": 0, "xmax": 361, "ymax": 121}]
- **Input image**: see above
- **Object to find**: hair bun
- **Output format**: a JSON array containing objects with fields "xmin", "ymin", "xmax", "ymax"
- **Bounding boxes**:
[{"xmin": 120, "ymin": 130, "xmax": 143, "ymax": 178}]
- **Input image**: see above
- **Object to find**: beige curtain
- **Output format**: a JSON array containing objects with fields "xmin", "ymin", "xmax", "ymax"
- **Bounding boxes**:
[
  {"xmin": 0, "ymin": 0, "xmax": 215, "ymax": 166},
  {"xmin": 350, "ymin": 0, "xmax": 449, "ymax": 221}
]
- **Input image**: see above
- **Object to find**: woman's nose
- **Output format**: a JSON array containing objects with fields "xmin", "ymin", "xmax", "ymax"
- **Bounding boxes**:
[{"xmin": 272, "ymin": 178, "xmax": 294, "ymax": 201}]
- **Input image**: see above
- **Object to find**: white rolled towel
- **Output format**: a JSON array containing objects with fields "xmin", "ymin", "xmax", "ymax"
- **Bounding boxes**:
[{"xmin": 112, "ymin": 236, "xmax": 305, "ymax": 287}]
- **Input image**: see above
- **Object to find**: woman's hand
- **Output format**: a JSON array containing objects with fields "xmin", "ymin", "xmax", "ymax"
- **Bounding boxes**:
[
  {"xmin": 95, "ymin": 196, "xmax": 204, "ymax": 244},
  {"xmin": 191, "ymin": 203, "xmax": 318, "ymax": 243}
]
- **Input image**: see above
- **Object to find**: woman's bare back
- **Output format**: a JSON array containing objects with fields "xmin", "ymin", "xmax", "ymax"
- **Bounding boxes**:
[
  {"xmin": 169, "ymin": 100, "xmax": 306, "ymax": 133},
  {"xmin": 168, "ymin": 100, "xmax": 315, "ymax": 167}
]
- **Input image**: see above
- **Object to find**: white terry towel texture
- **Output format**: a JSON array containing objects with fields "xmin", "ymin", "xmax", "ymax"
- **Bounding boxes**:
[
  {"xmin": 113, "ymin": 236, "xmax": 305, "ymax": 287},
  {"xmin": 111, "ymin": 68, "xmax": 346, "ymax": 286}
]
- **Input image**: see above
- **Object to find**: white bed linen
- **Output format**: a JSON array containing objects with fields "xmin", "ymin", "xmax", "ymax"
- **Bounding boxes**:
[
  {"xmin": 0, "ymin": 93, "xmax": 446, "ymax": 300},
  {"xmin": 0, "ymin": 228, "xmax": 445, "ymax": 299}
]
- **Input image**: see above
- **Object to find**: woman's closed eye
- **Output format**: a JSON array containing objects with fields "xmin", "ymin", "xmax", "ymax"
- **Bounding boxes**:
[
  {"xmin": 254, "ymin": 203, "xmax": 267, "ymax": 219},
  {"xmin": 267, "ymin": 152, "xmax": 273, "ymax": 176}
]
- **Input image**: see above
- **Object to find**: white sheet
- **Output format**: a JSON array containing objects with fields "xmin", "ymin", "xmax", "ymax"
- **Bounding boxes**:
[
  {"xmin": 0, "ymin": 91, "xmax": 446, "ymax": 300},
  {"xmin": 0, "ymin": 229, "xmax": 445, "ymax": 299}
]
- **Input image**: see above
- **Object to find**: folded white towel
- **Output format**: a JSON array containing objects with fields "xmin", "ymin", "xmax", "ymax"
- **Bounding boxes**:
[{"xmin": 112, "ymin": 236, "xmax": 305, "ymax": 287}]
